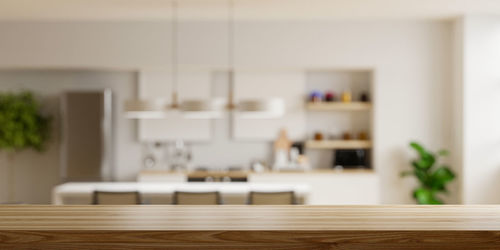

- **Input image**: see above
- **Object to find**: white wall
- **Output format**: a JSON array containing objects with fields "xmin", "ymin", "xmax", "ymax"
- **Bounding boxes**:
[
  {"xmin": 0, "ymin": 20, "xmax": 453, "ymax": 204},
  {"xmin": 460, "ymin": 16, "xmax": 500, "ymax": 204}
]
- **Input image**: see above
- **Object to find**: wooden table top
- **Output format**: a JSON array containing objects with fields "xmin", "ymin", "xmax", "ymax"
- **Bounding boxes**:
[
  {"xmin": 2, "ymin": 205, "xmax": 500, "ymax": 231},
  {"xmin": 3, "ymin": 205, "xmax": 500, "ymax": 249}
]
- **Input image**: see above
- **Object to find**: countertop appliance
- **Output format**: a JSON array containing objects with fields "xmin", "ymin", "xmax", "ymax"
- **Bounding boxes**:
[
  {"xmin": 333, "ymin": 149, "xmax": 370, "ymax": 169},
  {"xmin": 60, "ymin": 90, "xmax": 113, "ymax": 182}
]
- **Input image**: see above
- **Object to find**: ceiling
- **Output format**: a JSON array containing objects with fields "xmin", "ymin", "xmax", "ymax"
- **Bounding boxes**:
[{"xmin": 0, "ymin": 0, "xmax": 499, "ymax": 21}]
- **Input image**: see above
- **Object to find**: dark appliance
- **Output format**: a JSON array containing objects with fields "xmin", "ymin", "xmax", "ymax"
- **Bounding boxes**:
[{"xmin": 333, "ymin": 149, "xmax": 369, "ymax": 169}]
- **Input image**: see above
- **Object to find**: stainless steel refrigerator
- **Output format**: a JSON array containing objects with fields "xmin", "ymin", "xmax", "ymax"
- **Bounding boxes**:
[{"xmin": 60, "ymin": 90, "xmax": 113, "ymax": 182}]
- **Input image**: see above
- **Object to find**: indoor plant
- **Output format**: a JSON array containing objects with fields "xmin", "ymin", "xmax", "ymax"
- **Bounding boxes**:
[
  {"xmin": 0, "ymin": 91, "xmax": 51, "ymax": 202},
  {"xmin": 401, "ymin": 142, "xmax": 455, "ymax": 204}
]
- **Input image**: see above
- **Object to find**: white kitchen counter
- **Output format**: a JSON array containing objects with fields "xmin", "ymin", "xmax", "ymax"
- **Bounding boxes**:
[
  {"xmin": 52, "ymin": 182, "xmax": 310, "ymax": 205},
  {"xmin": 138, "ymin": 170, "xmax": 380, "ymax": 205}
]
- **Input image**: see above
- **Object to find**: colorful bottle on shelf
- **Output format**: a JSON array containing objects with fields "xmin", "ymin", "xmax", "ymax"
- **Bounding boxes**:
[
  {"xmin": 358, "ymin": 132, "xmax": 368, "ymax": 140},
  {"xmin": 309, "ymin": 91, "xmax": 323, "ymax": 103},
  {"xmin": 324, "ymin": 91, "xmax": 336, "ymax": 102},
  {"xmin": 314, "ymin": 132, "xmax": 324, "ymax": 141},
  {"xmin": 341, "ymin": 90, "xmax": 352, "ymax": 103},
  {"xmin": 342, "ymin": 132, "xmax": 351, "ymax": 140}
]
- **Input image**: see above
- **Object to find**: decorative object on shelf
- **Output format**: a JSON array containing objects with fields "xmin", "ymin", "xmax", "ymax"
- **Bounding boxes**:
[
  {"xmin": 401, "ymin": 142, "xmax": 455, "ymax": 205},
  {"xmin": 309, "ymin": 91, "xmax": 323, "ymax": 103},
  {"xmin": 358, "ymin": 131, "xmax": 368, "ymax": 140},
  {"xmin": 324, "ymin": 91, "xmax": 336, "ymax": 102},
  {"xmin": 360, "ymin": 92, "xmax": 370, "ymax": 102},
  {"xmin": 314, "ymin": 132, "xmax": 324, "ymax": 141},
  {"xmin": 342, "ymin": 132, "xmax": 352, "ymax": 140},
  {"xmin": 341, "ymin": 90, "xmax": 352, "ymax": 103},
  {"xmin": 0, "ymin": 91, "xmax": 52, "ymax": 203}
]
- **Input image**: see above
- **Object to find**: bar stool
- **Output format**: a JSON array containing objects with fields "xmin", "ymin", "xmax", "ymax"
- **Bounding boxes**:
[
  {"xmin": 248, "ymin": 191, "xmax": 295, "ymax": 205},
  {"xmin": 173, "ymin": 191, "xmax": 222, "ymax": 205},
  {"xmin": 92, "ymin": 191, "xmax": 141, "ymax": 205}
]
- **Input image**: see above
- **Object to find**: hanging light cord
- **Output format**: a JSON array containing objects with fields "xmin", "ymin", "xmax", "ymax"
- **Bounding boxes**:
[
  {"xmin": 171, "ymin": 0, "xmax": 179, "ymax": 108},
  {"xmin": 227, "ymin": 0, "xmax": 235, "ymax": 109}
]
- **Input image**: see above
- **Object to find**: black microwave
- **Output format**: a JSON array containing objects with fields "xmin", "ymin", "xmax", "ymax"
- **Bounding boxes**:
[{"xmin": 333, "ymin": 149, "xmax": 370, "ymax": 169}]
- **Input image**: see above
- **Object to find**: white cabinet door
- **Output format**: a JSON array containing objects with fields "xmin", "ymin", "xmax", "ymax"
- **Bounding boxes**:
[
  {"xmin": 232, "ymin": 71, "xmax": 306, "ymax": 141},
  {"xmin": 249, "ymin": 172, "xmax": 380, "ymax": 205},
  {"xmin": 138, "ymin": 70, "xmax": 212, "ymax": 141}
]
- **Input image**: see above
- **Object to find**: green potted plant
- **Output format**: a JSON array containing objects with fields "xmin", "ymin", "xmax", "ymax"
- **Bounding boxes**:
[
  {"xmin": 401, "ymin": 142, "xmax": 455, "ymax": 204},
  {"xmin": 0, "ymin": 91, "xmax": 51, "ymax": 202}
]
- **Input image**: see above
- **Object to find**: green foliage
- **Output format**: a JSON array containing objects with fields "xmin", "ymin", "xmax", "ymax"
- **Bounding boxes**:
[
  {"xmin": 401, "ymin": 142, "xmax": 455, "ymax": 204},
  {"xmin": 0, "ymin": 91, "xmax": 51, "ymax": 152}
]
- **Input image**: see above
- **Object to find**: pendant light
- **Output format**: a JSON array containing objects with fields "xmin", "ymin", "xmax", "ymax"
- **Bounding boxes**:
[
  {"xmin": 125, "ymin": 0, "xmax": 284, "ymax": 119},
  {"xmin": 180, "ymin": 0, "xmax": 285, "ymax": 119},
  {"xmin": 170, "ymin": 0, "xmax": 180, "ymax": 111},
  {"xmin": 178, "ymin": 2, "xmax": 225, "ymax": 119},
  {"xmin": 124, "ymin": 0, "xmax": 181, "ymax": 119},
  {"xmin": 181, "ymin": 98, "xmax": 227, "ymax": 119},
  {"xmin": 124, "ymin": 73, "xmax": 169, "ymax": 119},
  {"xmin": 224, "ymin": 0, "xmax": 285, "ymax": 119}
]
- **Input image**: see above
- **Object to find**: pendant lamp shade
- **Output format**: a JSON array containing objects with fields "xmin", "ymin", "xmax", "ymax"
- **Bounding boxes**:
[
  {"xmin": 236, "ymin": 98, "xmax": 285, "ymax": 119},
  {"xmin": 180, "ymin": 98, "xmax": 227, "ymax": 119},
  {"xmin": 124, "ymin": 99, "xmax": 169, "ymax": 119}
]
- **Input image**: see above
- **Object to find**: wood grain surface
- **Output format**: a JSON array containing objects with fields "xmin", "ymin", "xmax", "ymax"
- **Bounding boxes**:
[{"xmin": 1, "ymin": 205, "xmax": 500, "ymax": 249}]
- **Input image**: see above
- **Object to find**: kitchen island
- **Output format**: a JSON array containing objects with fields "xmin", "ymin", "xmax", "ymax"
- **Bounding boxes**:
[
  {"xmin": 1, "ymin": 205, "xmax": 500, "ymax": 249},
  {"xmin": 138, "ymin": 169, "xmax": 379, "ymax": 205},
  {"xmin": 52, "ymin": 182, "xmax": 310, "ymax": 205}
]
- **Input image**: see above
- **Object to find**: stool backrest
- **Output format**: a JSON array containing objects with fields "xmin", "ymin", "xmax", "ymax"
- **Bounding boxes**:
[
  {"xmin": 93, "ymin": 191, "xmax": 141, "ymax": 205},
  {"xmin": 249, "ymin": 191, "xmax": 295, "ymax": 205},
  {"xmin": 173, "ymin": 191, "xmax": 222, "ymax": 205}
]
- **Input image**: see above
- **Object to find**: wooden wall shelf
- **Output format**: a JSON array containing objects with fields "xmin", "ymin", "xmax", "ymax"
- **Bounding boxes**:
[
  {"xmin": 306, "ymin": 140, "xmax": 372, "ymax": 149},
  {"xmin": 306, "ymin": 102, "xmax": 372, "ymax": 111}
]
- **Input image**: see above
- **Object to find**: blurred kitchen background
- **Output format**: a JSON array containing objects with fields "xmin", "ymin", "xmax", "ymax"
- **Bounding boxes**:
[{"xmin": 2, "ymin": 0, "xmax": 500, "ymax": 205}]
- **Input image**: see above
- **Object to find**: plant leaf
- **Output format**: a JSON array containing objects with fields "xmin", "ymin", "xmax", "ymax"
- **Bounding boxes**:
[
  {"xmin": 410, "ymin": 142, "xmax": 426, "ymax": 156},
  {"xmin": 428, "ymin": 166, "xmax": 455, "ymax": 190},
  {"xmin": 414, "ymin": 188, "xmax": 443, "ymax": 205},
  {"xmin": 0, "ymin": 91, "xmax": 51, "ymax": 153},
  {"xmin": 409, "ymin": 142, "xmax": 435, "ymax": 170}
]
